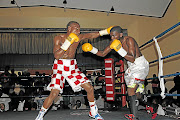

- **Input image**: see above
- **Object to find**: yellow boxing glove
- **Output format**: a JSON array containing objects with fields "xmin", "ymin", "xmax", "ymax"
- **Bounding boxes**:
[
  {"xmin": 82, "ymin": 43, "xmax": 98, "ymax": 54},
  {"xmin": 99, "ymin": 26, "xmax": 114, "ymax": 36},
  {"xmin": 61, "ymin": 33, "xmax": 79, "ymax": 51},
  {"xmin": 110, "ymin": 39, "xmax": 127, "ymax": 57}
]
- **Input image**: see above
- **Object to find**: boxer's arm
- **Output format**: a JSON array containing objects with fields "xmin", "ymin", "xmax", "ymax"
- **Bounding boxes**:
[
  {"xmin": 53, "ymin": 36, "xmax": 65, "ymax": 60},
  {"xmin": 82, "ymin": 43, "xmax": 111, "ymax": 57},
  {"xmin": 96, "ymin": 46, "xmax": 112, "ymax": 57},
  {"xmin": 124, "ymin": 38, "xmax": 136, "ymax": 63},
  {"xmin": 79, "ymin": 26, "xmax": 114, "ymax": 41},
  {"xmin": 79, "ymin": 32, "xmax": 100, "ymax": 41}
]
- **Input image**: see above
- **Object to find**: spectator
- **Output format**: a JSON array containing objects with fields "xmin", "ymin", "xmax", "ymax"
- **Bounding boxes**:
[
  {"xmin": 70, "ymin": 91, "xmax": 85, "ymax": 109},
  {"xmin": 96, "ymin": 95, "xmax": 104, "ymax": 109},
  {"xmin": 151, "ymin": 74, "xmax": 160, "ymax": 94},
  {"xmin": 0, "ymin": 66, "xmax": 11, "ymax": 94},
  {"xmin": 169, "ymin": 72, "xmax": 180, "ymax": 106},
  {"xmin": 1, "ymin": 66, "xmax": 11, "ymax": 77},
  {"xmin": 0, "ymin": 89, "xmax": 11, "ymax": 112},
  {"xmin": 95, "ymin": 72, "xmax": 105, "ymax": 86},
  {"xmin": 10, "ymin": 83, "xmax": 25, "ymax": 111},
  {"xmin": 51, "ymin": 95, "xmax": 63, "ymax": 111},
  {"xmin": 72, "ymin": 100, "xmax": 86, "ymax": 109},
  {"xmin": 10, "ymin": 69, "xmax": 17, "ymax": 85}
]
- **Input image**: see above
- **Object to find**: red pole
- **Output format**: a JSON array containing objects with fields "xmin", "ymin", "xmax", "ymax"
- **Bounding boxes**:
[{"xmin": 120, "ymin": 60, "xmax": 126, "ymax": 107}]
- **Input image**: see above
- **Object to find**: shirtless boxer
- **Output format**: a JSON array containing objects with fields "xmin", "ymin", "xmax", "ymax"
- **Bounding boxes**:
[
  {"xmin": 35, "ymin": 21, "xmax": 113, "ymax": 120},
  {"xmin": 82, "ymin": 26, "xmax": 149, "ymax": 120}
]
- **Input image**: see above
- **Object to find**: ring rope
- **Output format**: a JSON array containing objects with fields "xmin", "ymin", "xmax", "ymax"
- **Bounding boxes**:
[
  {"xmin": 139, "ymin": 22, "xmax": 180, "ymax": 99},
  {"xmin": 146, "ymin": 72, "xmax": 180, "ymax": 80},
  {"xmin": 149, "ymin": 51, "xmax": 180, "ymax": 64},
  {"xmin": 139, "ymin": 22, "xmax": 180, "ymax": 48}
]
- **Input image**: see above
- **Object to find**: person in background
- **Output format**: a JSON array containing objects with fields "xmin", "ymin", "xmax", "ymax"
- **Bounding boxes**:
[
  {"xmin": 0, "ymin": 89, "xmax": 11, "ymax": 112},
  {"xmin": 169, "ymin": 72, "xmax": 180, "ymax": 106}
]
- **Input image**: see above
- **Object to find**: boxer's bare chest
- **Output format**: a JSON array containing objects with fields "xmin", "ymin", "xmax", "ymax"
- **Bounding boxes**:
[{"xmin": 60, "ymin": 37, "xmax": 79, "ymax": 59}]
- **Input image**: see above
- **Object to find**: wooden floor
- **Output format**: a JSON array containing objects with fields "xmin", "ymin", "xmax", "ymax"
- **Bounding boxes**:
[{"xmin": 0, "ymin": 108, "xmax": 176, "ymax": 120}]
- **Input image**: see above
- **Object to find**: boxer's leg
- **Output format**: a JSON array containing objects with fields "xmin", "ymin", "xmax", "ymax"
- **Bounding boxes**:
[
  {"xmin": 81, "ymin": 83, "xmax": 104, "ymax": 120},
  {"xmin": 35, "ymin": 89, "xmax": 60, "ymax": 120},
  {"xmin": 126, "ymin": 84, "xmax": 139, "ymax": 120}
]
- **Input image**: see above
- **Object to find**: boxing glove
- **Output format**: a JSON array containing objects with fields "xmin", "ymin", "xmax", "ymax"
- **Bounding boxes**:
[
  {"xmin": 82, "ymin": 43, "xmax": 98, "ymax": 54},
  {"xmin": 99, "ymin": 26, "xmax": 114, "ymax": 36},
  {"xmin": 110, "ymin": 39, "xmax": 127, "ymax": 57},
  {"xmin": 61, "ymin": 33, "xmax": 79, "ymax": 51}
]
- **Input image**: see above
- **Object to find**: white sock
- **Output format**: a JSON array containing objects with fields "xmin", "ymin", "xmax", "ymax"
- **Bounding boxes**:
[
  {"xmin": 89, "ymin": 101, "xmax": 98, "ymax": 116},
  {"xmin": 36, "ymin": 106, "xmax": 48, "ymax": 119}
]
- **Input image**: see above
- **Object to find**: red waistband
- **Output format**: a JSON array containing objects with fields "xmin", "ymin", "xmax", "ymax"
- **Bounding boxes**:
[{"xmin": 135, "ymin": 78, "xmax": 145, "ymax": 81}]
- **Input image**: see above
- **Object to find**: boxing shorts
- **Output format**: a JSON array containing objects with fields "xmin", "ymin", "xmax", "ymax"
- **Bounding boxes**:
[
  {"xmin": 125, "ymin": 56, "xmax": 149, "ymax": 92},
  {"xmin": 47, "ymin": 59, "xmax": 90, "ymax": 93}
]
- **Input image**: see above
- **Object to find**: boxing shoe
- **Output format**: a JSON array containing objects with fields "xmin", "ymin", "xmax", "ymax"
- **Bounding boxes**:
[
  {"xmin": 124, "ymin": 114, "xmax": 139, "ymax": 120},
  {"xmin": 89, "ymin": 111, "xmax": 104, "ymax": 120},
  {"xmin": 35, "ymin": 111, "xmax": 44, "ymax": 120},
  {"xmin": 35, "ymin": 116, "xmax": 43, "ymax": 120}
]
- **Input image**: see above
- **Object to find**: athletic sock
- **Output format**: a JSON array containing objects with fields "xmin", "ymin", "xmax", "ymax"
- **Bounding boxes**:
[
  {"xmin": 35, "ymin": 106, "xmax": 48, "ymax": 120},
  {"xmin": 129, "ymin": 95, "xmax": 139, "ymax": 119},
  {"xmin": 89, "ymin": 101, "xmax": 98, "ymax": 116}
]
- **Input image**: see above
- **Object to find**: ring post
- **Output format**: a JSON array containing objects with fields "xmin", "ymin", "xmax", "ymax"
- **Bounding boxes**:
[{"xmin": 105, "ymin": 58, "xmax": 115, "ymax": 101}]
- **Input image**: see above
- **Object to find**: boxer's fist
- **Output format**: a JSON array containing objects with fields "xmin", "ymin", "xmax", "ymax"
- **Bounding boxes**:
[
  {"xmin": 67, "ymin": 33, "xmax": 79, "ymax": 43},
  {"xmin": 110, "ymin": 39, "xmax": 127, "ymax": 57},
  {"xmin": 82, "ymin": 43, "xmax": 98, "ymax": 54},
  {"xmin": 99, "ymin": 26, "xmax": 114, "ymax": 36},
  {"xmin": 82, "ymin": 43, "xmax": 93, "ymax": 52},
  {"xmin": 61, "ymin": 33, "xmax": 79, "ymax": 51},
  {"xmin": 110, "ymin": 39, "xmax": 122, "ymax": 51}
]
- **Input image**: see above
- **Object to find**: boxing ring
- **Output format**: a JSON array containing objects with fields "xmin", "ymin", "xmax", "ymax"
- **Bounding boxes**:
[
  {"xmin": 0, "ymin": 22, "xmax": 180, "ymax": 120},
  {"xmin": 140, "ymin": 22, "xmax": 180, "ymax": 98}
]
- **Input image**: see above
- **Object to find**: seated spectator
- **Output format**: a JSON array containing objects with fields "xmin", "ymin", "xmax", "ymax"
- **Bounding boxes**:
[
  {"xmin": 70, "ymin": 91, "xmax": 85, "ymax": 109},
  {"xmin": 72, "ymin": 100, "xmax": 86, "ymax": 109},
  {"xmin": 95, "ymin": 72, "xmax": 105, "ymax": 86},
  {"xmin": 169, "ymin": 72, "xmax": 180, "ymax": 106},
  {"xmin": 51, "ymin": 95, "xmax": 63, "ymax": 111},
  {"xmin": 34, "ymin": 96, "xmax": 46, "ymax": 110},
  {"xmin": 24, "ymin": 98, "xmax": 37, "ymax": 111},
  {"xmin": 10, "ymin": 85, "xmax": 25, "ymax": 111},
  {"xmin": 0, "ymin": 89, "xmax": 11, "ymax": 112},
  {"xmin": 96, "ymin": 95, "xmax": 104, "ymax": 109}
]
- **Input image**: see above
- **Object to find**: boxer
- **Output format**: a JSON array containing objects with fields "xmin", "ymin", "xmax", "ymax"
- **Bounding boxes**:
[
  {"xmin": 82, "ymin": 26, "xmax": 149, "ymax": 120},
  {"xmin": 35, "ymin": 21, "xmax": 113, "ymax": 120}
]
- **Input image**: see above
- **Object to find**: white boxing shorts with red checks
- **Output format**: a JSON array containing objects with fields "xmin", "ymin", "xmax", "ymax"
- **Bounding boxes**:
[
  {"xmin": 47, "ymin": 59, "xmax": 90, "ymax": 93},
  {"xmin": 125, "ymin": 55, "xmax": 149, "ymax": 93}
]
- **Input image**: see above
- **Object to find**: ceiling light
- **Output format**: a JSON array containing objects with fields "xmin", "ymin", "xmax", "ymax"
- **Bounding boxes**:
[
  {"xmin": 63, "ymin": 0, "xmax": 67, "ymax": 4},
  {"xmin": 11, "ymin": 0, "xmax": 15, "ymax": 4},
  {"xmin": 107, "ymin": 6, "xmax": 115, "ymax": 16},
  {"xmin": 63, "ymin": 0, "xmax": 67, "ymax": 12}
]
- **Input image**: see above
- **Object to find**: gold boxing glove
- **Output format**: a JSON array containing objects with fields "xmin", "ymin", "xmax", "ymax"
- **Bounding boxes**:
[
  {"xmin": 82, "ymin": 43, "xmax": 98, "ymax": 54},
  {"xmin": 110, "ymin": 39, "xmax": 127, "ymax": 57},
  {"xmin": 61, "ymin": 33, "xmax": 79, "ymax": 51}
]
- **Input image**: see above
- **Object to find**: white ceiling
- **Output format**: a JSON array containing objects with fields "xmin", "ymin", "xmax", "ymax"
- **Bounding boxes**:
[{"xmin": 0, "ymin": 0, "xmax": 172, "ymax": 18}]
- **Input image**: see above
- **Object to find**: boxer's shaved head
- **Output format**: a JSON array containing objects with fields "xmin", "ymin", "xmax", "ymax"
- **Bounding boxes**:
[
  {"xmin": 110, "ymin": 26, "xmax": 123, "ymax": 33},
  {"xmin": 67, "ymin": 21, "xmax": 80, "ymax": 29}
]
